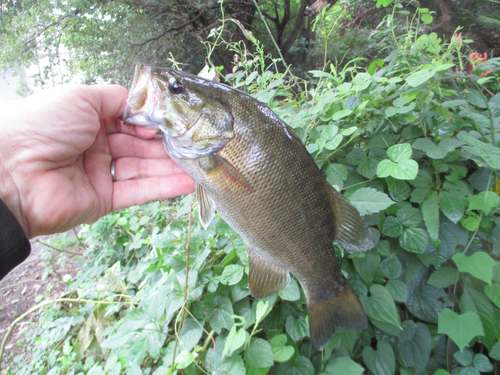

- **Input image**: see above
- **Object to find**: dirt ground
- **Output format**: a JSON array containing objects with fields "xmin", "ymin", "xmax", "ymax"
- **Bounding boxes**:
[{"xmin": 0, "ymin": 229, "xmax": 83, "ymax": 371}]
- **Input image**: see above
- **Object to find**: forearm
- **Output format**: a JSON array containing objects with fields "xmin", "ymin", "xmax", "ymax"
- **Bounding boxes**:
[{"xmin": 0, "ymin": 198, "xmax": 31, "ymax": 280}]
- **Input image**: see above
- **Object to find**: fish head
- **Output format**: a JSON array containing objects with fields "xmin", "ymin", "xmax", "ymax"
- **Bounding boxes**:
[{"xmin": 120, "ymin": 64, "xmax": 234, "ymax": 158}]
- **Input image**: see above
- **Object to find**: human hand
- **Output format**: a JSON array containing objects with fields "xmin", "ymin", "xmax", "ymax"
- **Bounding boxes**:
[{"xmin": 0, "ymin": 84, "xmax": 195, "ymax": 238}]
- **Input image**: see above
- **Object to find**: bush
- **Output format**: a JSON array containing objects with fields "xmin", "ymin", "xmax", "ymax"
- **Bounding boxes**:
[{"xmin": 3, "ymin": 2, "xmax": 500, "ymax": 375}]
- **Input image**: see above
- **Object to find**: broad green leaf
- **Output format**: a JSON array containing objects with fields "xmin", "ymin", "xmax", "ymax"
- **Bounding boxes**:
[
  {"xmin": 255, "ymin": 300, "xmax": 269, "ymax": 323},
  {"xmin": 439, "ymin": 192, "xmax": 465, "ymax": 223},
  {"xmin": 473, "ymin": 354, "xmax": 493, "ymax": 372},
  {"xmin": 454, "ymin": 348, "xmax": 473, "ymax": 366},
  {"xmin": 223, "ymin": 325, "xmax": 248, "ymax": 357},
  {"xmin": 412, "ymin": 138, "xmax": 436, "ymax": 152},
  {"xmin": 286, "ymin": 316, "xmax": 309, "ymax": 342},
  {"xmin": 393, "ymin": 95, "xmax": 409, "ymax": 108},
  {"xmin": 348, "ymin": 187, "xmax": 395, "ymax": 215},
  {"xmin": 279, "ymin": 278, "xmax": 300, "ymax": 301},
  {"xmin": 422, "ymin": 193, "xmax": 439, "ymax": 242},
  {"xmin": 406, "ymin": 69, "xmax": 436, "ymax": 87},
  {"xmin": 322, "ymin": 125, "xmax": 339, "ymax": 140},
  {"xmin": 345, "ymin": 148, "xmax": 367, "ymax": 165},
  {"xmin": 378, "ymin": 159, "xmax": 419, "ymax": 180},
  {"xmin": 382, "ymin": 216, "xmax": 403, "ymax": 238},
  {"xmin": 452, "ymin": 252, "xmax": 497, "ymax": 285},
  {"xmin": 421, "ymin": 14, "xmax": 433, "ymax": 24},
  {"xmin": 468, "ymin": 191, "xmax": 500, "ymax": 215},
  {"xmin": 179, "ymin": 318, "xmax": 204, "ymax": 352},
  {"xmin": 407, "ymin": 269, "xmax": 443, "ymax": 323},
  {"xmin": 331, "ymin": 109, "xmax": 353, "ymax": 121},
  {"xmin": 270, "ymin": 334, "xmax": 294, "ymax": 362},
  {"xmin": 380, "ymin": 256, "xmax": 403, "ymax": 279},
  {"xmin": 397, "ymin": 206, "xmax": 422, "ymax": 227},
  {"xmin": 325, "ymin": 356, "xmax": 365, "ymax": 375},
  {"xmin": 388, "ymin": 178, "xmax": 411, "ymax": 202},
  {"xmin": 221, "ymin": 265, "xmax": 244, "ymax": 285},
  {"xmin": 360, "ymin": 284, "xmax": 401, "ymax": 328},
  {"xmin": 387, "ymin": 143, "xmax": 413, "ymax": 162},
  {"xmin": 362, "ymin": 340, "xmax": 395, "ymax": 375},
  {"xmin": 245, "ymin": 338, "xmax": 274, "ymax": 368},
  {"xmin": 325, "ymin": 134, "xmax": 343, "ymax": 150},
  {"xmin": 399, "ymin": 227, "xmax": 429, "ymax": 253},
  {"xmin": 386, "ymin": 106, "xmax": 398, "ymax": 117},
  {"xmin": 489, "ymin": 341, "xmax": 500, "ymax": 360},
  {"xmin": 427, "ymin": 267, "xmax": 458, "ymax": 288},
  {"xmin": 484, "ymin": 282, "xmax": 500, "ymax": 307},
  {"xmin": 396, "ymin": 322, "xmax": 431, "ymax": 373},
  {"xmin": 386, "ymin": 280, "xmax": 408, "ymax": 302},
  {"xmin": 353, "ymin": 250, "xmax": 381, "ymax": 285},
  {"xmin": 357, "ymin": 159, "xmax": 379, "ymax": 179},
  {"xmin": 437, "ymin": 309, "xmax": 484, "ymax": 351},
  {"xmin": 210, "ymin": 297, "xmax": 235, "ymax": 334},
  {"xmin": 277, "ymin": 356, "xmax": 315, "ymax": 375},
  {"xmin": 460, "ymin": 286, "xmax": 497, "ymax": 350}
]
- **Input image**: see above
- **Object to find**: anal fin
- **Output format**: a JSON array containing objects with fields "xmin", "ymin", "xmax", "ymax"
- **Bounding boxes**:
[
  {"xmin": 306, "ymin": 283, "xmax": 368, "ymax": 350},
  {"xmin": 196, "ymin": 183, "xmax": 215, "ymax": 229},
  {"xmin": 326, "ymin": 183, "xmax": 375, "ymax": 253},
  {"xmin": 248, "ymin": 247, "xmax": 290, "ymax": 299}
]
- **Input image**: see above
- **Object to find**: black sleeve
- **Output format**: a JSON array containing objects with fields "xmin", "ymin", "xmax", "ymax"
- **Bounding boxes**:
[{"xmin": 0, "ymin": 198, "xmax": 31, "ymax": 280}]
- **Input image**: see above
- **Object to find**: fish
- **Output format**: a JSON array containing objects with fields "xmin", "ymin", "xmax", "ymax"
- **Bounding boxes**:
[{"xmin": 120, "ymin": 64, "xmax": 375, "ymax": 349}]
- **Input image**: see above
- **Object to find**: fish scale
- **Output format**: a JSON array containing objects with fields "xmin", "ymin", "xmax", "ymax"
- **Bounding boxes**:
[{"xmin": 120, "ymin": 65, "xmax": 375, "ymax": 349}]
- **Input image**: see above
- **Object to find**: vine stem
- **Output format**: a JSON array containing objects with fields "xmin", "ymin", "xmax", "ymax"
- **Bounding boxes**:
[
  {"xmin": 172, "ymin": 195, "xmax": 193, "ymax": 369},
  {"xmin": 0, "ymin": 298, "xmax": 134, "ymax": 364}
]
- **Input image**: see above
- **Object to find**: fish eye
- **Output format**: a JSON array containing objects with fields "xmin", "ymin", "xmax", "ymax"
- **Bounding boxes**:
[{"xmin": 168, "ymin": 78, "xmax": 183, "ymax": 94}]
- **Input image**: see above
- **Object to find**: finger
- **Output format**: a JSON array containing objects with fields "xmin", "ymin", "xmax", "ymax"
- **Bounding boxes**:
[
  {"xmin": 115, "ymin": 157, "xmax": 185, "ymax": 180},
  {"xmin": 83, "ymin": 84, "xmax": 129, "ymax": 119},
  {"xmin": 112, "ymin": 174, "xmax": 195, "ymax": 210},
  {"xmin": 108, "ymin": 133, "xmax": 167, "ymax": 159},
  {"xmin": 103, "ymin": 117, "xmax": 159, "ymax": 139}
]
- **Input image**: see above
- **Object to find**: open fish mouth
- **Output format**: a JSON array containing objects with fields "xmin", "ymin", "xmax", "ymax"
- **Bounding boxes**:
[{"xmin": 119, "ymin": 64, "xmax": 162, "ymax": 129}]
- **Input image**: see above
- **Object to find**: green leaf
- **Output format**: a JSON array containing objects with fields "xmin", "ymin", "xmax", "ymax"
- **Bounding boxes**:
[
  {"xmin": 348, "ymin": 187, "xmax": 395, "ymax": 215},
  {"xmin": 345, "ymin": 148, "xmax": 367, "ymax": 165},
  {"xmin": 377, "ymin": 159, "xmax": 419, "ymax": 180},
  {"xmin": 468, "ymin": 192, "xmax": 500, "ymax": 215},
  {"xmin": 439, "ymin": 192, "xmax": 465, "ymax": 223},
  {"xmin": 360, "ymin": 284, "xmax": 401, "ymax": 328},
  {"xmin": 279, "ymin": 278, "xmax": 300, "ymax": 301},
  {"xmin": 386, "ymin": 280, "xmax": 408, "ymax": 302},
  {"xmin": 255, "ymin": 300, "xmax": 269, "ymax": 323},
  {"xmin": 387, "ymin": 143, "xmax": 412, "ymax": 162},
  {"xmin": 421, "ymin": 14, "xmax": 433, "ymax": 24},
  {"xmin": 427, "ymin": 267, "xmax": 458, "ymax": 288},
  {"xmin": 223, "ymin": 326, "xmax": 248, "ymax": 357},
  {"xmin": 331, "ymin": 109, "xmax": 353, "ymax": 121},
  {"xmin": 437, "ymin": 309, "xmax": 484, "ymax": 351},
  {"xmin": 397, "ymin": 206, "xmax": 422, "ymax": 227},
  {"xmin": 382, "ymin": 216, "xmax": 403, "ymax": 238},
  {"xmin": 322, "ymin": 125, "xmax": 339, "ymax": 140},
  {"xmin": 484, "ymin": 283, "xmax": 500, "ymax": 307},
  {"xmin": 473, "ymin": 353, "xmax": 493, "ymax": 372},
  {"xmin": 270, "ymin": 334, "xmax": 294, "ymax": 362},
  {"xmin": 454, "ymin": 348, "xmax": 473, "ymax": 366},
  {"xmin": 396, "ymin": 322, "xmax": 431, "ymax": 373},
  {"xmin": 380, "ymin": 256, "xmax": 403, "ymax": 279},
  {"xmin": 325, "ymin": 134, "xmax": 343, "ymax": 150},
  {"xmin": 406, "ymin": 69, "xmax": 436, "ymax": 87},
  {"xmin": 210, "ymin": 297, "xmax": 235, "ymax": 334},
  {"xmin": 353, "ymin": 250, "xmax": 381, "ymax": 285},
  {"xmin": 325, "ymin": 356, "xmax": 365, "ymax": 375},
  {"xmin": 276, "ymin": 356, "xmax": 314, "ymax": 375},
  {"xmin": 412, "ymin": 138, "xmax": 436, "ymax": 152},
  {"xmin": 399, "ymin": 227, "xmax": 429, "ymax": 253},
  {"xmin": 245, "ymin": 339, "xmax": 274, "ymax": 368},
  {"xmin": 286, "ymin": 316, "xmax": 309, "ymax": 342},
  {"xmin": 422, "ymin": 193, "xmax": 439, "ymax": 242},
  {"xmin": 221, "ymin": 265, "xmax": 244, "ymax": 285},
  {"xmin": 357, "ymin": 159, "xmax": 379, "ymax": 179},
  {"xmin": 362, "ymin": 340, "xmax": 396, "ymax": 375},
  {"xmin": 453, "ymin": 252, "xmax": 497, "ymax": 285},
  {"xmin": 460, "ymin": 286, "xmax": 497, "ymax": 350},
  {"xmin": 490, "ymin": 341, "xmax": 500, "ymax": 361}
]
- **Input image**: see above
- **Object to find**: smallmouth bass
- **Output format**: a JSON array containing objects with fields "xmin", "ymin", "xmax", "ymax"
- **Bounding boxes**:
[{"xmin": 120, "ymin": 64, "xmax": 375, "ymax": 349}]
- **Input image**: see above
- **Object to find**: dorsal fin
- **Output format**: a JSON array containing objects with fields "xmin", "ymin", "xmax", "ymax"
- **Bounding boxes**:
[{"xmin": 325, "ymin": 183, "xmax": 375, "ymax": 253}]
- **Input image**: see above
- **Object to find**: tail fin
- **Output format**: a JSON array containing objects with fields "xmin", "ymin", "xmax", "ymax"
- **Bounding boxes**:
[{"xmin": 306, "ymin": 283, "xmax": 368, "ymax": 350}]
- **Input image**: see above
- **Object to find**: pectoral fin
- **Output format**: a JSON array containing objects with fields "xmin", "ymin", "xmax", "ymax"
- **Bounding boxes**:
[
  {"xmin": 196, "ymin": 183, "xmax": 215, "ymax": 229},
  {"xmin": 248, "ymin": 247, "xmax": 290, "ymax": 299},
  {"xmin": 326, "ymin": 183, "xmax": 375, "ymax": 253},
  {"xmin": 198, "ymin": 154, "xmax": 252, "ymax": 191}
]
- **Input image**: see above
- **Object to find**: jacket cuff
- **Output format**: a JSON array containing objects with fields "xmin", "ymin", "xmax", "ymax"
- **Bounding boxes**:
[{"xmin": 0, "ymin": 198, "xmax": 31, "ymax": 280}]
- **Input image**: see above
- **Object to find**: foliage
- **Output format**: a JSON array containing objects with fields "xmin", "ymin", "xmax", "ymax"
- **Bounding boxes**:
[{"xmin": 3, "ymin": 1, "xmax": 500, "ymax": 374}]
